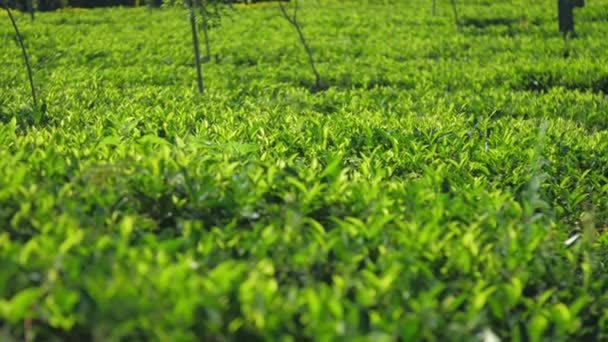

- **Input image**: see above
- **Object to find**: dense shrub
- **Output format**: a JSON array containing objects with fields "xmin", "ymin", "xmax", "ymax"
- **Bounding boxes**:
[{"xmin": 1, "ymin": 0, "xmax": 607, "ymax": 340}]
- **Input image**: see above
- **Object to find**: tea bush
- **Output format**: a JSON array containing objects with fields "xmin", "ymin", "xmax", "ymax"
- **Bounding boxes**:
[{"xmin": 1, "ymin": 0, "xmax": 607, "ymax": 340}]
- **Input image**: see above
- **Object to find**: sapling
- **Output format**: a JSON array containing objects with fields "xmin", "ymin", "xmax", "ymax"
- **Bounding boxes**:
[
  {"xmin": 278, "ymin": 0, "xmax": 324, "ymax": 92},
  {"xmin": 1, "ymin": 0, "xmax": 38, "ymax": 107}
]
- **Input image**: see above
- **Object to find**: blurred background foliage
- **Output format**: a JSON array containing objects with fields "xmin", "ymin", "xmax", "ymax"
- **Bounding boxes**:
[{"xmin": 3, "ymin": 0, "xmax": 277, "ymax": 11}]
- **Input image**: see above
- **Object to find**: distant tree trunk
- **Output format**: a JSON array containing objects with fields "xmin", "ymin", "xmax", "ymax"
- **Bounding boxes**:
[{"xmin": 558, "ymin": 0, "xmax": 574, "ymax": 36}]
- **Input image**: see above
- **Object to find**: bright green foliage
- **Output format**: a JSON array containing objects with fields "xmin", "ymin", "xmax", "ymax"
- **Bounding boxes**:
[{"xmin": 1, "ymin": 0, "xmax": 608, "ymax": 340}]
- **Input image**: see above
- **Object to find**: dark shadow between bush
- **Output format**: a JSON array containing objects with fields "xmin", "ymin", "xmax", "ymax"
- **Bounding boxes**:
[
  {"xmin": 515, "ymin": 71, "xmax": 608, "ymax": 95},
  {"xmin": 461, "ymin": 16, "xmax": 519, "ymax": 29},
  {"xmin": 0, "ymin": 104, "xmax": 50, "ymax": 130}
]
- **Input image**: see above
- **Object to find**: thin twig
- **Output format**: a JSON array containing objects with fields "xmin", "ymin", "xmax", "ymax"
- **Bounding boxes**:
[{"xmin": 1, "ymin": 2, "xmax": 38, "ymax": 107}]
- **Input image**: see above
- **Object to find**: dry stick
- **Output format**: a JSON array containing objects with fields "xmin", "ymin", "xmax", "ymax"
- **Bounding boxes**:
[
  {"xmin": 278, "ymin": 0, "xmax": 322, "ymax": 90},
  {"xmin": 200, "ymin": 1, "xmax": 211, "ymax": 62},
  {"xmin": 186, "ymin": 0, "xmax": 204, "ymax": 93},
  {"xmin": 1, "ymin": 3, "xmax": 38, "ymax": 107},
  {"xmin": 450, "ymin": 0, "xmax": 460, "ymax": 27}
]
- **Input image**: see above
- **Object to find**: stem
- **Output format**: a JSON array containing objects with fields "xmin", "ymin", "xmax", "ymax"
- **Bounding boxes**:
[
  {"xmin": 278, "ymin": 0, "xmax": 322, "ymax": 89},
  {"xmin": 186, "ymin": 0, "xmax": 204, "ymax": 93},
  {"xmin": 432, "ymin": 0, "xmax": 436, "ymax": 16},
  {"xmin": 1, "ymin": 3, "xmax": 38, "ymax": 107}
]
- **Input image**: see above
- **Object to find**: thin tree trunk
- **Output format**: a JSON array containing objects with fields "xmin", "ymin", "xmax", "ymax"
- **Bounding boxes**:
[
  {"xmin": 294, "ymin": 19, "xmax": 321, "ymax": 89},
  {"xmin": 186, "ymin": 0, "xmax": 204, "ymax": 93},
  {"xmin": 558, "ymin": 0, "xmax": 574, "ymax": 35},
  {"xmin": 278, "ymin": 0, "xmax": 322, "ymax": 90},
  {"xmin": 1, "ymin": 3, "xmax": 38, "ymax": 107}
]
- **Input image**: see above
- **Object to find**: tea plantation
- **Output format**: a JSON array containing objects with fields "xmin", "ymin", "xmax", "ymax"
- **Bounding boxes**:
[{"xmin": 1, "ymin": 0, "xmax": 607, "ymax": 340}]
